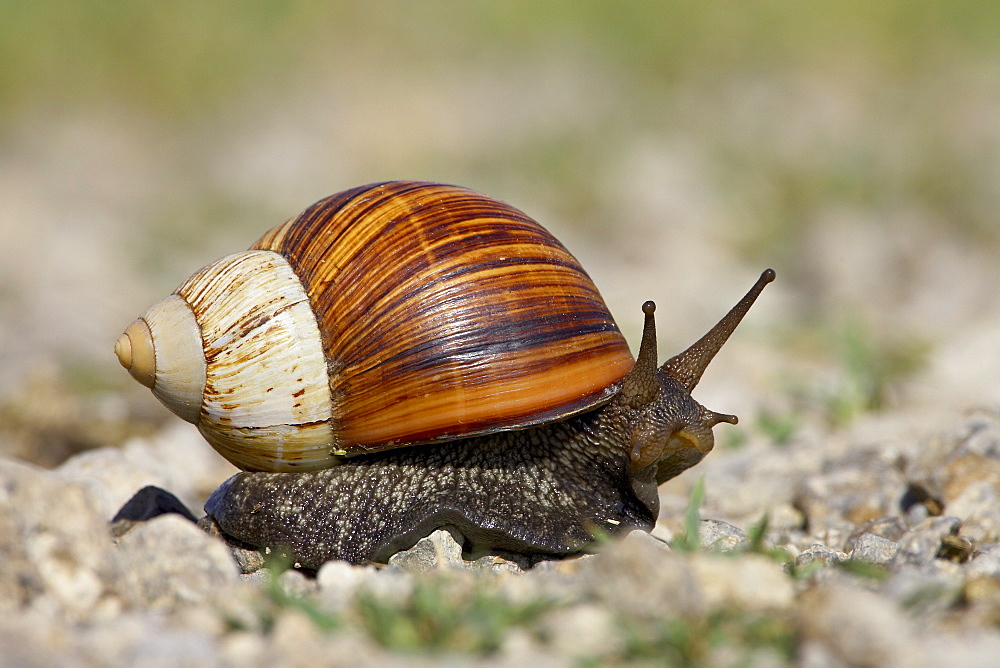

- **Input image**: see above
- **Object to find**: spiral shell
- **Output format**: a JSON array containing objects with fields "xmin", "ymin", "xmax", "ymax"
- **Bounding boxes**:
[{"xmin": 116, "ymin": 181, "xmax": 634, "ymax": 471}]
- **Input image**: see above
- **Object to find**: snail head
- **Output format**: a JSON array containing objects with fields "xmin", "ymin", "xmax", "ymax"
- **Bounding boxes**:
[{"xmin": 620, "ymin": 269, "xmax": 775, "ymax": 481}]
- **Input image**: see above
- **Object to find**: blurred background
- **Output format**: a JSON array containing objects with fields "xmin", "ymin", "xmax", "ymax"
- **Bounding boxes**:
[{"xmin": 1, "ymin": 1, "xmax": 998, "ymax": 470}]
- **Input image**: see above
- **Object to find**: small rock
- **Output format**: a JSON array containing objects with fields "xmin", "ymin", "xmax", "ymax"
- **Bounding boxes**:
[
  {"xmin": 220, "ymin": 631, "xmax": 268, "ymax": 667},
  {"xmin": 923, "ymin": 630, "xmax": 1000, "ymax": 668},
  {"xmin": 387, "ymin": 528, "xmax": 465, "ymax": 572},
  {"xmin": 70, "ymin": 610, "xmax": 215, "ymax": 666},
  {"xmin": 315, "ymin": 560, "xmax": 382, "ymax": 604},
  {"xmin": 316, "ymin": 561, "xmax": 410, "ymax": 613},
  {"xmin": 197, "ymin": 515, "xmax": 266, "ymax": 573},
  {"xmin": 56, "ymin": 421, "xmax": 233, "ymax": 521},
  {"xmin": 904, "ymin": 499, "xmax": 933, "ymax": 525},
  {"xmin": 118, "ymin": 626, "xmax": 222, "ymax": 667},
  {"xmin": 957, "ymin": 415, "xmax": 1000, "ymax": 458},
  {"xmin": 498, "ymin": 627, "xmax": 557, "ymax": 665},
  {"xmin": 240, "ymin": 570, "xmax": 271, "ymax": 588},
  {"xmin": 277, "ymin": 568, "xmax": 317, "ymax": 598},
  {"xmin": 965, "ymin": 542, "xmax": 1000, "ymax": 579},
  {"xmin": 844, "ymin": 516, "xmax": 907, "ymax": 552},
  {"xmin": 264, "ymin": 608, "xmax": 327, "ymax": 661},
  {"xmin": 116, "ymin": 514, "xmax": 240, "ymax": 609},
  {"xmin": 0, "ymin": 457, "xmax": 122, "ymax": 621},
  {"xmin": 697, "ymin": 440, "xmax": 821, "ymax": 526},
  {"xmin": 946, "ymin": 481, "xmax": 1000, "ymax": 544},
  {"xmin": 891, "ymin": 516, "xmax": 962, "ymax": 567},
  {"xmin": 963, "ymin": 575, "xmax": 1000, "ymax": 606},
  {"xmin": 383, "ymin": 529, "xmax": 530, "ymax": 573},
  {"xmin": 794, "ymin": 447, "xmax": 907, "ymax": 532},
  {"xmin": 794, "ymin": 543, "xmax": 848, "ymax": 570},
  {"xmin": 0, "ymin": 610, "xmax": 71, "ymax": 666},
  {"xmin": 884, "ymin": 564, "xmax": 964, "ymax": 622},
  {"xmin": 699, "ymin": 518, "xmax": 748, "ymax": 551},
  {"xmin": 798, "ymin": 584, "xmax": 919, "ymax": 666},
  {"xmin": 813, "ymin": 519, "xmax": 864, "ymax": 558},
  {"xmin": 691, "ymin": 553, "xmax": 794, "ymax": 611},
  {"xmin": 229, "ymin": 546, "xmax": 267, "ymax": 574},
  {"xmin": 583, "ymin": 530, "xmax": 704, "ymax": 621},
  {"xmin": 257, "ymin": 605, "xmax": 383, "ymax": 667},
  {"xmin": 57, "ymin": 447, "xmax": 177, "ymax": 521},
  {"xmin": 939, "ymin": 451, "xmax": 1000, "ymax": 501},
  {"xmin": 937, "ymin": 534, "xmax": 975, "ymax": 563},
  {"xmin": 848, "ymin": 533, "xmax": 899, "ymax": 565},
  {"xmin": 467, "ymin": 553, "xmax": 527, "ymax": 574},
  {"xmin": 542, "ymin": 603, "xmax": 622, "ymax": 661}
]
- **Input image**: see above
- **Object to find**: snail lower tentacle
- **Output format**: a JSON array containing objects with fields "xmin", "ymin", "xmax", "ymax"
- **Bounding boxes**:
[{"xmin": 205, "ymin": 407, "xmax": 657, "ymax": 568}]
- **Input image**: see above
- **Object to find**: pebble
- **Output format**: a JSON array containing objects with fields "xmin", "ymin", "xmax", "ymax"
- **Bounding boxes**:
[
  {"xmin": 848, "ymin": 532, "xmax": 899, "ymax": 565},
  {"xmin": 884, "ymin": 564, "xmax": 965, "ymax": 624},
  {"xmin": 964, "ymin": 543, "xmax": 1000, "ymax": 579},
  {"xmin": 277, "ymin": 567, "xmax": 317, "ymax": 598},
  {"xmin": 795, "ymin": 543, "xmax": 848, "ymax": 569},
  {"xmin": 386, "ymin": 528, "xmax": 466, "ymax": 572},
  {"xmin": 698, "ymin": 518, "xmax": 749, "ymax": 551},
  {"xmin": 541, "ymin": 603, "xmax": 623, "ymax": 660},
  {"xmin": 948, "ymin": 482, "xmax": 1000, "ymax": 544},
  {"xmin": 315, "ymin": 559, "xmax": 384, "ymax": 605},
  {"xmin": 0, "ymin": 458, "xmax": 122, "ymax": 622},
  {"xmin": 798, "ymin": 584, "xmax": 920, "ymax": 666},
  {"xmin": 793, "ymin": 447, "xmax": 908, "ymax": 532},
  {"xmin": 845, "ymin": 516, "xmax": 907, "ymax": 549},
  {"xmin": 115, "ymin": 513, "xmax": 241, "ymax": 610},
  {"xmin": 891, "ymin": 516, "xmax": 963, "ymax": 567},
  {"xmin": 691, "ymin": 553, "xmax": 795, "ymax": 611},
  {"xmin": 582, "ymin": 530, "xmax": 705, "ymax": 621}
]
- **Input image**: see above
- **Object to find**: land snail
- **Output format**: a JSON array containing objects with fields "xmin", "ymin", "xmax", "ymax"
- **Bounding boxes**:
[{"xmin": 115, "ymin": 181, "xmax": 774, "ymax": 568}]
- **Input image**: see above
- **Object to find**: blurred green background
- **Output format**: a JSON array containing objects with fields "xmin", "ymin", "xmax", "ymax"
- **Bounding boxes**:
[{"xmin": 2, "ymin": 1, "xmax": 999, "ymax": 465}]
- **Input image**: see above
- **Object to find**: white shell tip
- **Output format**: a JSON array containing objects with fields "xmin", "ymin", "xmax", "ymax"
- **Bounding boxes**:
[
  {"xmin": 117, "ymin": 319, "xmax": 156, "ymax": 388},
  {"xmin": 114, "ymin": 332, "xmax": 131, "ymax": 369}
]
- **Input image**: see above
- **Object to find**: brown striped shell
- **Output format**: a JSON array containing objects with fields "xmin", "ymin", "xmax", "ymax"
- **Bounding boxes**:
[{"xmin": 115, "ymin": 181, "xmax": 635, "ymax": 471}]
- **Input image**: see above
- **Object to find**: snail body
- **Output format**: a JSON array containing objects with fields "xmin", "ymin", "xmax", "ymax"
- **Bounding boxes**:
[{"xmin": 116, "ymin": 181, "xmax": 774, "ymax": 567}]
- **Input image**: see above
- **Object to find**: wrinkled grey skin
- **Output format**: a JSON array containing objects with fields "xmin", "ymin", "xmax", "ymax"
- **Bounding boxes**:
[{"xmin": 204, "ymin": 371, "xmax": 716, "ymax": 568}]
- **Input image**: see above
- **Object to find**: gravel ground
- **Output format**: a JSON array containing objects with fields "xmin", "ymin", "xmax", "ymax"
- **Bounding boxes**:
[{"xmin": 2, "ymin": 404, "xmax": 999, "ymax": 666}]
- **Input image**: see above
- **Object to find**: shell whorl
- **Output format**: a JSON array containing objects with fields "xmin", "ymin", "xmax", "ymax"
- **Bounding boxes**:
[
  {"xmin": 118, "ymin": 181, "xmax": 635, "ymax": 472},
  {"xmin": 253, "ymin": 181, "xmax": 634, "ymax": 455}
]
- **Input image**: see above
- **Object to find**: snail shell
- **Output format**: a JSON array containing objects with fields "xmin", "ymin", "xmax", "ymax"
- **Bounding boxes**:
[{"xmin": 117, "ymin": 182, "xmax": 634, "ymax": 471}]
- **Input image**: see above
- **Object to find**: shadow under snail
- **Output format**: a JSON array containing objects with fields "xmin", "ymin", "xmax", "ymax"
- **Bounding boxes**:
[{"xmin": 115, "ymin": 181, "xmax": 774, "ymax": 568}]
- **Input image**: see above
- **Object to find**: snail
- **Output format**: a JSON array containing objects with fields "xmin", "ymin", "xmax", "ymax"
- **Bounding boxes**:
[{"xmin": 115, "ymin": 181, "xmax": 774, "ymax": 568}]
